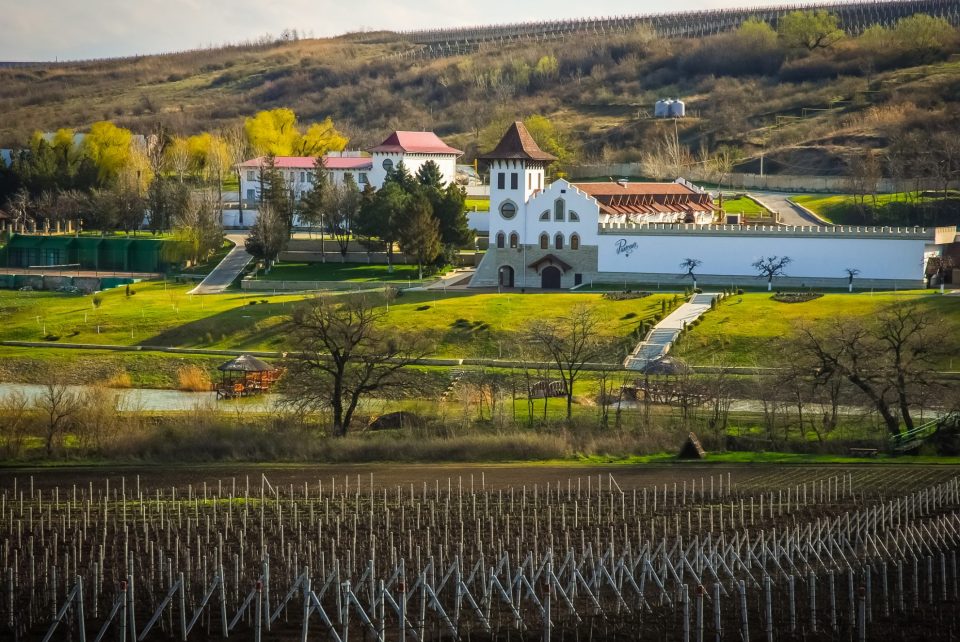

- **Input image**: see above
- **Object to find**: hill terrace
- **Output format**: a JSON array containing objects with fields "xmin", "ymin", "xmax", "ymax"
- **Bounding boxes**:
[{"xmin": 395, "ymin": 0, "xmax": 959, "ymax": 58}]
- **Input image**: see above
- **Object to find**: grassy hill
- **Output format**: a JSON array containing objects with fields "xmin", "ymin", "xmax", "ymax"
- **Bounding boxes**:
[{"xmin": 1, "ymin": 12, "xmax": 958, "ymax": 177}]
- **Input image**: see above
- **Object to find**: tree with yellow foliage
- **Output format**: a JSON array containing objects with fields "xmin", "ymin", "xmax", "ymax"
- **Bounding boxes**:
[
  {"xmin": 244, "ymin": 108, "xmax": 347, "ymax": 157},
  {"xmin": 82, "ymin": 122, "xmax": 134, "ymax": 185}
]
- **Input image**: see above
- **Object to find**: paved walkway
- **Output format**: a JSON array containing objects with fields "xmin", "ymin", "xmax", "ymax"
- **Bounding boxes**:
[
  {"xmin": 746, "ymin": 191, "xmax": 830, "ymax": 226},
  {"xmin": 624, "ymin": 293, "xmax": 718, "ymax": 370},
  {"xmin": 189, "ymin": 235, "xmax": 253, "ymax": 294}
]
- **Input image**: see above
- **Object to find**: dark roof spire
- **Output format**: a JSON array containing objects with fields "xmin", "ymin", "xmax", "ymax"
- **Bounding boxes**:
[{"xmin": 479, "ymin": 121, "xmax": 557, "ymax": 162}]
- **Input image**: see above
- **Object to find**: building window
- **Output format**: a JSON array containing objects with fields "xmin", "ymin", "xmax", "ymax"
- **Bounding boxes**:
[
  {"xmin": 246, "ymin": 189, "xmax": 255, "ymax": 201},
  {"xmin": 510, "ymin": 173, "xmax": 518, "ymax": 190},
  {"xmin": 382, "ymin": 158, "xmax": 394, "ymax": 173},
  {"xmin": 528, "ymin": 173, "xmax": 531, "ymax": 189},
  {"xmin": 496, "ymin": 232, "xmax": 505, "ymax": 249},
  {"xmin": 574, "ymin": 273, "xmax": 583, "ymax": 286},
  {"xmin": 246, "ymin": 170, "xmax": 255, "ymax": 181},
  {"xmin": 555, "ymin": 233, "xmax": 564, "ymax": 250},
  {"xmin": 359, "ymin": 172, "xmax": 368, "ymax": 184},
  {"xmin": 509, "ymin": 232, "xmax": 519, "ymax": 248},
  {"xmin": 539, "ymin": 210, "xmax": 549, "ymax": 221},
  {"xmin": 569, "ymin": 211, "xmax": 580, "ymax": 222},
  {"xmin": 538, "ymin": 174, "xmax": 542, "ymax": 190},
  {"xmin": 539, "ymin": 233, "xmax": 549, "ymax": 250},
  {"xmin": 500, "ymin": 201, "xmax": 517, "ymax": 220},
  {"xmin": 344, "ymin": 172, "xmax": 354, "ymax": 183},
  {"xmin": 300, "ymin": 171, "xmax": 306, "ymax": 182},
  {"xmin": 554, "ymin": 198, "xmax": 565, "ymax": 221},
  {"xmin": 497, "ymin": 173, "xmax": 505, "ymax": 190},
  {"xmin": 570, "ymin": 233, "xmax": 580, "ymax": 250}
]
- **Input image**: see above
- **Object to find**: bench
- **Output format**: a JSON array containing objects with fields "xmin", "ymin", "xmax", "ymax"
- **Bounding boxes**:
[{"xmin": 848, "ymin": 447, "xmax": 879, "ymax": 457}]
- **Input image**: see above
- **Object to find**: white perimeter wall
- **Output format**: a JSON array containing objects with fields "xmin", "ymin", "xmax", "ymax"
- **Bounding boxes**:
[{"xmin": 597, "ymin": 234, "xmax": 927, "ymax": 282}]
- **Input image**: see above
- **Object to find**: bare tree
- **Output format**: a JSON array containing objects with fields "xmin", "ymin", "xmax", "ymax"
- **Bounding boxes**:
[
  {"xmin": 36, "ymin": 382, "xmax": 80, "ymax": 456},
  {"xmin": 223, "ymin": 124, "xmax": 250, "ymax": 224},
  {"xmin": 679, "ymin": 258, "xmax": 703, "ymax": 290},
  {"xmin": 525, "ymin": 305, "xmax": 613, "ymax": 419},
  {"xmin": 796, "ymin": 302, "xmax": 943, "ymax": 437},
  {"xmin": 752, "ymin": 255, "xmax": 792, "ymax": 291},
  {"xmin": 0, "ymin": 391, "xmax": 31, "ymax": 458},
  {"xmin": 845, "ymin": 267, "xmax": 860, "ymax": 293},
  {"xmin": 280, "ymin": 295, "xmax": 432, "ymax": 437}
]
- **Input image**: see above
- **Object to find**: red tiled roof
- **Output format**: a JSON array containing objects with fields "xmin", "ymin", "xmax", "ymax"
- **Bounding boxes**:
[
  {"xmin": 368, "ymin": 131, "xmax": 462, "ymax": 155},
  {"xmin": 323, "ymin": 157, "xmax": 373, "ymax": 170},
  {"xmin": 573, "ymin": 181, "xmax": 714, "ymax": 216},
  {"xmin": 480, "ymin": 122, "xmax": 557, "ymax": 162},
  {"xmin": 237, "ymin": 156, "xmax": 372, "ymax": 170}
]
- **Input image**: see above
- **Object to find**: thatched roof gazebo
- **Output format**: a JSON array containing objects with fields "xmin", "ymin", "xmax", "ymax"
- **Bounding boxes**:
[{"xmin": 214, "ymin": 354, "xmax": 280, "ymax": 398}]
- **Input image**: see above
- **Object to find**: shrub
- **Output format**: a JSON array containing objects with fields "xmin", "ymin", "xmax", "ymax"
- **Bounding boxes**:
[
  {"xmin": 104, "ymin": 370, "xmax": 133, "ymax": 388},
  {"xmin": 92, "ymin": 294, "xmax": 103, "ymax": 308},
  {"xmin": 176, "ymin": 365, "xmax": 212, "ymax": 392}
]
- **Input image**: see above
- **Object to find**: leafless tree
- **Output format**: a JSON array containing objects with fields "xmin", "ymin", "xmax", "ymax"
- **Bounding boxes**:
[
  {"xmin": 844, "ymin": 267, "xmax": 860, "ymax": 293},
  {"xmin": 280, "ymin": 295, "xmax": 432, "ymax": 437},
  {"xmin": 0, "ymin": 391, "xmax": 31, "ymax": 458},
  {"xmin": 35, "ymin": 382, "xmax": 81, "ymax": 456},
  {"xmin": 796, "ymin": 301, "xmax": 945, "ymax": 437},
  {"xmin": 525, "ymin": 305, "xmax": 613, "ymax": 419},
  {"xmin": 679, "ymin": 258, "xmax": 703, "ymax": 290},
  {"xmin": 752, "ymin": 255, "xmax": 792, "ymax": 291}
]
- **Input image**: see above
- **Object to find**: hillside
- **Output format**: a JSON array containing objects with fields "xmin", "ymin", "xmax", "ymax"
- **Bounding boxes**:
[{"xmin": 1, "ymin": 4, "xmax": 959, "ymax": 177}]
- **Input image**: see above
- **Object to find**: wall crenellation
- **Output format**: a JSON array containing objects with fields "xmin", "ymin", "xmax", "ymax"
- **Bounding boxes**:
[{"xmin": 597, "ymin": 222, "xmax": 932, "ymax": 239}]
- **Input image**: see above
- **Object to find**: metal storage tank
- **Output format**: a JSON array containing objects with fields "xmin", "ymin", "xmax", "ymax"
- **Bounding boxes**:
[
  {"xmin": 669, "ymin": 99, "xmax": 685, "ymax": 118},
  {"xmin": 654, "ymin": 99, "xmax": 672, "ymax": 118}
]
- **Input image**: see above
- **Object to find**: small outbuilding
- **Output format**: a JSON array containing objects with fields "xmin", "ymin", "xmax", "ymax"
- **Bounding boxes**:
[{"xmin": 215, "ymin": 354, "xmax": 281, "ymax": 399}]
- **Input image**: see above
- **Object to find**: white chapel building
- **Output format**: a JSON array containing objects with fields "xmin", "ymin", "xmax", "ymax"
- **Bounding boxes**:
[{"xmin": 471, "ymin": 122, "xmax": 930, "ymax": 290}]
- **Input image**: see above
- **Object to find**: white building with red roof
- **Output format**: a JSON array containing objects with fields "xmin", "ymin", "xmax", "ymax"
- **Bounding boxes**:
[
  {"xmin": 471, "ymin": 122, "xmax": 928, "ymax": 290},
  {"xmin": 368, "ymin": 131, "xmax": 462, "ymax": 189},
  {"xmin": 237, "ymin": 153, "xmax": 373, "ymax": 205}
]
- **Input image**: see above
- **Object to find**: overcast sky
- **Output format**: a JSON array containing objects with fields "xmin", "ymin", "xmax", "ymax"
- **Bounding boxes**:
[{"xmin": 0, "ymin": 0, "xmax": 823, "ymax": 61}]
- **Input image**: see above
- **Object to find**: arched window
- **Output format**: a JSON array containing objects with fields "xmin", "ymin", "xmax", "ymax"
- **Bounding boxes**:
[
  {"xmin": 554, "ymin": 233, "xmax": 564, "ymax": 250},
  {"xmin": 509, "ymin": 232, "xmax": 519, "ymax": 248},
  {"xmin": 539, "ymin": 233, "xmax": 549, "ymax": 249},
  {"xmin": 496, "ymin": 232, "xmax": 505, "ymax": 249},
  {"xmin": 554, "ymin": 198, "xmax": 565, "ymax": 221},
  {"xmin": 569, "ymin": 211, "xmax": 580, "ymax": 222},
  {"xmin": 500, "ymin": 201, "xmax": 517, "ymax": 220},
  {"xmin": 539, "ymin": 210, "xmax": 550, "ymax": 221},
  {"xmin": 570, "ymin": 233, "xmax": 580, "ymax": 250}
]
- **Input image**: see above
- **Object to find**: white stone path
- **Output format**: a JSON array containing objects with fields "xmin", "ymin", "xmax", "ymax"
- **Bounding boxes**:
[
  {"xmin": 623, "ymin": 292, "xmax": 719, "ymax": 370},
  {"xmin": 189, "ymin": 235, "xmax": 253, "ymax": 294}
]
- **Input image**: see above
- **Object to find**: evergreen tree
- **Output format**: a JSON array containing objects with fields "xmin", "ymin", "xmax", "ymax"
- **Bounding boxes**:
[
  {"xmin": 355, "ymin": 181, "xmax": 408, "ymax": 273},
  {"xmin": 257, "ymin": 155, "xmax": 295, "ymax": 235},
  {"xmin": 415, "ymin": 160, "xmax": 444, "ymax": 189},
  {"xmin": 298, "ymin": 158, "xmax": 330, "ymax": 241},
  {"xmin": 398, "ymin": 193, "xmax": 441, "ymax": 280}
]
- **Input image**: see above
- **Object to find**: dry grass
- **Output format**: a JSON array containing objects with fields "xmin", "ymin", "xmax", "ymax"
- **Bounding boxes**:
[
  {"xmin": 103, "ymin": 370, "xmax": 133, "ymax": 388},
  {"xmin": 176, "ymin": 365, "xmax": 211, "ymax": 392}
]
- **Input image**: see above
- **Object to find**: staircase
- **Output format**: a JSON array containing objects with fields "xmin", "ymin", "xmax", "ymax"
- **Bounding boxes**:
[{"xmin": 624, "ymin": 293, "xmax": 719, "ymax": 371}]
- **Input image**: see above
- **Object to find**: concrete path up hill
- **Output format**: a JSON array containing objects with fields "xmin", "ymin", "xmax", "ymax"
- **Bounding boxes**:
[
  {"xmin": 624, "ymin": 293, "xmax": 718, "ymax": 370},
  {"xmin": 189, "ymin": 234, "xmax": 253, "ymax": 294}
]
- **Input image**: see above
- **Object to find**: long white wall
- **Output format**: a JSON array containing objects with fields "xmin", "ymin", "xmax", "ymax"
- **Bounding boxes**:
[{"xmin": 597, "ymin": 233, "xmax": 927, "ymax": 282}]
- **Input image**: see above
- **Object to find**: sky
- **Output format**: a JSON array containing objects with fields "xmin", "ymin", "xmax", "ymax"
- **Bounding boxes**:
[{"xmin": 0, "ymin": 0, "xmax": 824, "ymax": 61}]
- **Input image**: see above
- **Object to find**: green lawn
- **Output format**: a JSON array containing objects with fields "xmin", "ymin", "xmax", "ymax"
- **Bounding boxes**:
[
  {"xmin": 673, "ymin": 291, "xmax": 960, "ymax": 367},
  {"xmin": 254, "ymin": 262, "xmax": 429, "ymax": 282},
  {"xmin": 465, "ymin": 198, "xmax": 489, "ymax": 211},
  {"xmin": 381, "ymin": 291, "xmax": 670, "ymax": 358},
  {"xmin": 717, "ymin": 196, "xmax": 768, "ymax": 215},
  {"xmin": 0, "ymin": 281, "xmax": 308, "ymax": 351},
  {"xmin": 792, "ymin": 192, "xmax": 958, "ymax": 225}
]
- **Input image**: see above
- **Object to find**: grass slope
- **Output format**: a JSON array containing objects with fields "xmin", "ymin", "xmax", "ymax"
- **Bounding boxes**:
[{"xmin": 673, "ymin": 291, "xmax": 960, "ymax": 367}]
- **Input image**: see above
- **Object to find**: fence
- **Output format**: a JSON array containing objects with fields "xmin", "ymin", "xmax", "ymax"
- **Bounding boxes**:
[{"xmin": 3, "ymin": 470, "xmax": 960, "ymax": 640}]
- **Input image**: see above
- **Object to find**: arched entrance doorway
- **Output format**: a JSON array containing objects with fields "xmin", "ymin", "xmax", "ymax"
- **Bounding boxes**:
[
  {"xmin": 498, "ymin": 265, "xmax": 514, "ymax": 288},
  {"xmin": 541, "ymin": 266, "xmax": 562, "ymax": 289}
]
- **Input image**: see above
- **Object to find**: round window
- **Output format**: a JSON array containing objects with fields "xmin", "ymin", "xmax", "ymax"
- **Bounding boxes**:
[
  {"xmin": 382, "ymin": 158, "xmax": 394, "ymax": 172},
  {"xmin": 500, "ymin": 201, "xmax": 517, "ymax": 220}
]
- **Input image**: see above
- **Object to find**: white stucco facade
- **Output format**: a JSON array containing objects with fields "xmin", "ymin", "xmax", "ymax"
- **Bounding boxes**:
[{"xmin": 368, "ymin": 152, "xmax": 458, "ymax": 190}]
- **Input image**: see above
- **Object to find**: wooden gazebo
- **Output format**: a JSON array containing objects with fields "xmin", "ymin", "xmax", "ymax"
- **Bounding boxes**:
[{"xmin": 214, "ymin": 354, "xmax": 281, "ymax": 399}]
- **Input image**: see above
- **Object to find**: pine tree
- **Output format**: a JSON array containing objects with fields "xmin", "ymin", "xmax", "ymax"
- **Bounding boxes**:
[{"xmin": 398, "ymin": 194, "xmax": 441, "ymax": 280}]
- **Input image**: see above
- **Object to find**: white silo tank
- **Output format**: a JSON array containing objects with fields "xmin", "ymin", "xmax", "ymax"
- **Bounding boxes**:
[
  {"xmin": 654, "ymin": 99, "xmax": 672, "ymax": 118},
  {"xmin": 669, "ymin": 99, "xmax": 685, "ymax": 118}
]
